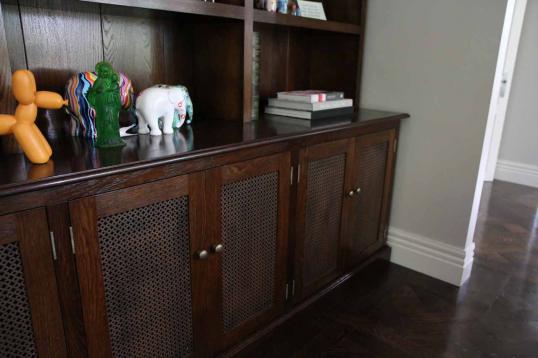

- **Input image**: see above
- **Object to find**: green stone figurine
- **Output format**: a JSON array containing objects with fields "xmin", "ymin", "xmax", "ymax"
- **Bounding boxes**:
[{"xmin": 87, "ymin": 62, "xmax": 125, "ymax": 148}]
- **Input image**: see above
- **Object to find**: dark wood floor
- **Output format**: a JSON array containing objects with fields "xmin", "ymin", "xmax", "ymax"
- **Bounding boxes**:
[{"xmin": 239, "ymin": 181, "xmax": 538, "ymax": 357}]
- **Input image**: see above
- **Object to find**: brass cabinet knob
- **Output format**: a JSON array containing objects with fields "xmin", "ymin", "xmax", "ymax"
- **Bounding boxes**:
[
  {"xmin": 195, "ymin": 250, "xmax": 209, "ymax": 260},
  {"xmin": 347, "ymin": 190, "xmax": 355, "ymax": 197},
  {"xmin": 211, "ymin": 243, "xmax": 224, "ymax": 253},
  {"xmin": 355, "ymin": 187, "xmax": 362, "ymax": 194}
]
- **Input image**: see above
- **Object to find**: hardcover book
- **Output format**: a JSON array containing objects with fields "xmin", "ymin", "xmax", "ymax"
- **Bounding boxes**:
[
  {"xmin": 265, "ymin": 106, "xmax": 354, "ymax": 120},
  {"xmin": 268, "ymin": 98, "xmax": 353, "ymax": 111},
  {"xmin": 277, "ymin": 90, "xmax": 345, "ymax": 103}
]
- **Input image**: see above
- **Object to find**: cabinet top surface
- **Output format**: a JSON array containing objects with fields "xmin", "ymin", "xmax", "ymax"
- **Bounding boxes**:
[{"xmin": 0, "ymin": 109, "xmax": 408, "ymax": 197}]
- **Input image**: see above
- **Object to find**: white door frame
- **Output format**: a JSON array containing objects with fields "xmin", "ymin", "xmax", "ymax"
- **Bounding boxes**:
[
  {"xmin": 483, "ymin": 0, "xmax": 528, "ymax": 181},
  {"xmin": 464, "ymin": 0, "xmax": 527, "ymax": 257}
]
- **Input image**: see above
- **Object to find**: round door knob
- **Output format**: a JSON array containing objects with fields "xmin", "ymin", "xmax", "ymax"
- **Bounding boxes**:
[
  {"xmin": 347, "ymin": 190, "xmax": 355, "ymax": 197},
  {"xmin": 355, "ymin": 187, "xmax": 362, "ymax": 194},
  {"xmin": 195, "ymin": 250, "xmax": 209, "ymax": 260},
  {"xmin": 211, "ymin": 244, "xmax": 224, "ymax": 253}
]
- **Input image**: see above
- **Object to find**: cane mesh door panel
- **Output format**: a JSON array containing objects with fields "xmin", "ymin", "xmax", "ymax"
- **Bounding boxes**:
[
  {"xmin": 221, "ymin": 172, "xmax": 279, "ymax": 332},
  {"xmin": 353, "ymin": 141, "xmax": 389, "ymax": 255},
  {"xmin": 96, "ymin": 197, "xmax": 193, "ymax": 358},
  {"xmin": 303, "ymin": 154, "xmax": 346, "ymax": 287},
  {"xmin": 0, "ymin": 242, "xmax": 37, "ymax": 357}
]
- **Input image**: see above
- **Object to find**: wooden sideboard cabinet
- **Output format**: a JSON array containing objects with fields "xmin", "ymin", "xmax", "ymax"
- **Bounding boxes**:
[
  {"xmin": 0, "ymin": 0, "xmax": 403, "ymax": 355},
  {"xmin": 0, "ymin": 111, "xmax": 407, "ymax": 357},
  {"xmin": 293, "ymin": 129, "xmax": 397, "ymax": 301},
  {"xmin": 66, "ymin": 152, "xmax": 291, "ymax": 356}
]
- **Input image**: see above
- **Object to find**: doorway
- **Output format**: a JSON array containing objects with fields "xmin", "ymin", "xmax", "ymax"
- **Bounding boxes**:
[
  {"xmin": 464, "ymin": 0, "xmax": 528, "ymax": 257},
  {"xmin": 483, "ymin": 0, "xmax": 528, "ymax": 182}
]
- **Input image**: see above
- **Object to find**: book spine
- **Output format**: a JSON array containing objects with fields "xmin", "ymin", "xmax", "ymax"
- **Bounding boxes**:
[
  {"xmin": 325, "ymin": 92, "xmax": 344, "ymax": 101},
  {"xmin": 310, "ymin": 107, "xmax": 354, "ymax": 120},
  {"xmin": 268, "ymin": 99, "xmax": 311, "ymax": 111},
  {"xmin": 251, "ymin": 32, "xmax": 261, "ymax": 121},
  {"xmin": 277, "ymin": 94, "xmax": 320, "ymax": 103}
]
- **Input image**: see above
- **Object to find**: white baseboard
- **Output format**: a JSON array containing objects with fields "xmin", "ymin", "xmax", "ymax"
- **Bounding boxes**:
[
  {"xmin": 387, "ymin": 228, "xmax": 474, "ymax": 286},
  {"xmin": 495, "ymin": 160, "xmax": 538, "ymax": 188}
]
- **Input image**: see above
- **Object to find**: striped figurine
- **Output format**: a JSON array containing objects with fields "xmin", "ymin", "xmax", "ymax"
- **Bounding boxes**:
[{"xmin": 64, "ymin": 71, "xmax": 136, "ymax": 139}]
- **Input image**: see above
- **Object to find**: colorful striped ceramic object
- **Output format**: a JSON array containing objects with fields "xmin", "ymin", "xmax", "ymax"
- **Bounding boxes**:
[{"xmin": 65, "ymin": 71, "xmax": 135, "ymax": 139}]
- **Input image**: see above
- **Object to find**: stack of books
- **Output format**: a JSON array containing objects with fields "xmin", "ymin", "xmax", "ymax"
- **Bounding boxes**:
[{"xmin": 265, "ymin": 91, "xmax": 354, "ymax": 124}]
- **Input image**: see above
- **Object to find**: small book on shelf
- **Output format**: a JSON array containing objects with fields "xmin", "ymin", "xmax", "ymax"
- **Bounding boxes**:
[
  {"xmin": 277, "ymin": 90, "xmax": 345, "ymax": 103},
  {"xmin": 268, "ymin": 98, "xmax": 353, "ymax": 111},
  {"xmin": 265, "ymin": 106, "xmax": 354, "ymax": 120}
]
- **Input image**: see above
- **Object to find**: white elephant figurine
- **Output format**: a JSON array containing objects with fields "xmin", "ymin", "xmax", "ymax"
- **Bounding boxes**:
[{"xmin": 136, "ymin": 84, "xmax": 193, "ymax": 136}]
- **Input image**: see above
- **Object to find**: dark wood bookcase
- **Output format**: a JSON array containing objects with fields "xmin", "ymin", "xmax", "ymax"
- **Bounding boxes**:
[
  {"xmin": 0, "ymin": 1, "xmax": 412, "ymax": 357},
  {"xmin": 0, "ymin": 0, "xmax": 366, "ymax": 123}
]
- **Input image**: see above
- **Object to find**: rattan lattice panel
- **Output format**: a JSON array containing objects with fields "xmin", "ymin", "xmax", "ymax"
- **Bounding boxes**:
[
  {"xmin": 303, "ymin": 154, "xmax": 346, "ymax": 287},
  {"xmin": 221, "ymin": 172, "xmax": 279, "ymax": 332},
  {"xmin": 97, "ymin": 197, "xmax": 193, "ymax": 358},
  {"xmin": 356, "ymin": 141, "xmax": 388, "ymax": 248},
  {"xmin": 0, "ymin": 242, "xmax": 37, "ymax": 358}
]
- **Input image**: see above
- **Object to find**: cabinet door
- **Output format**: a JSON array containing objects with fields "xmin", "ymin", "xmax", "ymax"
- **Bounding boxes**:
[
  {"xmin": 0, "ymin": 209, "xmax": 67, "ymax": 358},
  {"xmin": 294, "ymin": 139, "xmax": 354, "ymax": 300},
  {"xmin": 70, "ymin": 174, "xmax": 204, "ymax": 358},
  {"xmin": 206, "ymin": 152, "xmax": 290, "ymax": 351},
  {"xmin": 344, "ymin": 130, "xmax": 397, "ymax": 268}
]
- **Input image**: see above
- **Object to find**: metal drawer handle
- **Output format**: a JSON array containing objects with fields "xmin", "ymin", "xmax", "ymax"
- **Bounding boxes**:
[
  {"xmin": 195, "ymin": 250, "xmax": 209, "ymax": 260},
  {"xmin": 211, "ymin": 244, "xmax": 224, "ymax": 254}
]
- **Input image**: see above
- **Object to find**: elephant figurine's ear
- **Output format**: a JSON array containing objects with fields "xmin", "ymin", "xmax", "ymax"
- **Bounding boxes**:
[{"xmin": 167, "ymin": 87, "xmax": 182, "ymax": 106}]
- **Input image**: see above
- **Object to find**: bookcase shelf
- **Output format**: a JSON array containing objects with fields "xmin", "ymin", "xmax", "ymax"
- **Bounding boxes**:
[
  {"xmin": 1, "ymin": 0, "xmax": 366, "ymax": 124},
  {"xmin": 82, "ymin": 0, "xmax": 246, "ymax": 20},
  {"xmin": 82, "ymin": 0, "xmax": 362, "ymax": 34},
  {"xmin": 253, "ymin": 9, "xmax": 361, "ymax": 35}
]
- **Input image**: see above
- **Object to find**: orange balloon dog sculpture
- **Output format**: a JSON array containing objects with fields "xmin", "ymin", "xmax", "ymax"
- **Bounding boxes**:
[{"xmin": 0, "ymin": 70, "xmax": 67, "ymax": 164}]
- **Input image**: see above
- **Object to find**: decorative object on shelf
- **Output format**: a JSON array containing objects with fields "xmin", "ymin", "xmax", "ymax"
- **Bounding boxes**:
[
  {"xmin": 288, "ymin": 0, "xmax": 301, "ymax": 16},
  {"xmin": 296, "ymin": 0, "xmax": 326, "ymax": 20},
  {"xmin": 87, "ymin": 62, "xmax": 126, "ymax": 148},
  {"xmin": 65, "ymin": 69, "xmax": 136, "ymax": 140},
  {"xmin": 252, "ymin": 32, "xmax": 261, "ymax": 121},
  {"xmin": 277, "ymin": 0, "xmax": 288, "ymax": 14},
  {"xmin": 0, "ymin": 70, "xmax": 67, "ymax": 164},
  {"xmin": 136, "ymin": 84, "xmax": 193, "ymax": 136},
  {"xmin": 256, "ymin": 0, "xmax": 277, "ymax": 12}
]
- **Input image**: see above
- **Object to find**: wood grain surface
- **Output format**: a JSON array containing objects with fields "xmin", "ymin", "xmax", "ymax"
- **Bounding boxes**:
[
  {"xmin": 18, "ymin": 0, "xmax": 103, "ymax": 92},
  {"xmin": 2, "ymin": 0, "xmax": 368, "ymax": 123}
]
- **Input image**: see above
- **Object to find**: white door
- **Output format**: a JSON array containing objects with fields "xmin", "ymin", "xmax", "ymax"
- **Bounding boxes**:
[
  {"xmin": 483, "ymin": 0, "xmax": 528, "ymax": 181},
  {"xmin": 463, "ymin": 0, "xmax": 528, "ymax": 270}
]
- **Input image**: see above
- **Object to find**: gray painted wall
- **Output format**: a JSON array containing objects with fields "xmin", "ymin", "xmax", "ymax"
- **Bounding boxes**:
[
  {"xmin": 361, "ymin": 0, "xmax": 507, "ymax": 248},
  {"xmin": 499, "ymin": 0, "xmax": 538, "ymax": 168}
]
